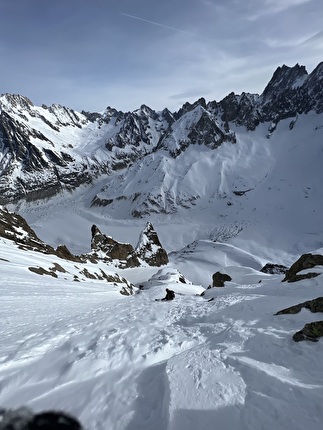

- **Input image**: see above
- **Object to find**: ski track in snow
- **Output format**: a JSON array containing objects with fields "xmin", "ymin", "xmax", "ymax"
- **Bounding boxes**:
[{"xmin": 1, "ymin": 274, "xmax": 323, "ymax": 430}]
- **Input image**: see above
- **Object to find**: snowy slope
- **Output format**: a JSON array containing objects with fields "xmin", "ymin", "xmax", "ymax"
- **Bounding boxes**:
[
  {"xmin": 1, "ymin": 237, "xmax": 323, "ymax": 430},
  {"xmin": 1, "ymin": 62, "xmax": 323, "ymax": 429},
  {"xmin": 12, "ymin": 110, "xmax": 323, "ymax": 267}
]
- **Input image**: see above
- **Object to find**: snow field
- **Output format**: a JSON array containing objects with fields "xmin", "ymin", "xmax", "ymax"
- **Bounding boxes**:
[
  {"xmin": 1, "ymin": 246, "xmax": 323, "ymax": 430},
  {"xmin": 1, "ymin": 103, "xmax": 323, "ymax": 429}
]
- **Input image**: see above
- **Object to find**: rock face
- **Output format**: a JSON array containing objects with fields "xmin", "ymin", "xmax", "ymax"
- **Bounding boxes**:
[
  {"xmin": 260, "ymin": 263, "xmax": 288, "ymax": 274},
  {"xmin": 282, "ymin": 253, "xmax": 323, "ymax": 282},
  {"xmin": 0, "ymin": 95, "xmax": 95, "ymax": 204},
  {"xmin": 0, "ymin": 205, "xmax": 80, "ymax": 260},
  {"xmin": 212, "ymin": 271, "xmax": 232, "ymax": 287},
  {"xmin": 0, "ymin": 205, "xmax": 49, "ymax": 251},
  {"xmin": 91, "ymin": 224, "xmax": 140, "ymax": 268},
  {"xmin": 293, "ymin": 321, "xmax": 323, "ymax": 342},
  {"xmin": 91, "ymin": 222, "xmax": 168, "ymax": 268},
  {"xmin": 135, "ymin": 222, "xmax": 169, "ymax": 267},
  {"xmin": 275, "ymin": 297, "xmax": 323, "ymax": 315},
  {"xmin": 275, "ymin": 297, "xmax": 323, "ymax": 342}
]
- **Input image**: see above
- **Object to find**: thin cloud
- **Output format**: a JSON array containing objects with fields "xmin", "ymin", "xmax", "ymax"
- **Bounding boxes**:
[
  {"xmin": 168, "ymin": 89, "xmax": 211, "ymax": 100},
  {"xmin": 264, "ymin": 0, "xmax": 313, "ymax": 13},
  {"xmin": 248, "ymin": 0, "xmax": 313, "ymax": 20}
]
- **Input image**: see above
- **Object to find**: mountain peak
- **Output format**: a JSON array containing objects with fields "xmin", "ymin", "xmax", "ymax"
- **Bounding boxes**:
[
  {"xmin": 175, "ymin": 97, "xmax": 207, "ymax": 119},
  {"xmin": 262, "ymin": 63, "xmax": 308, "ymax": 98},
  {"xmin": 136, "ymin": 222, "xmax": 169, "ymax": 267},
  {"xmin": 0, "ymin": 93, "xmax": 34, "ymax": 111}
]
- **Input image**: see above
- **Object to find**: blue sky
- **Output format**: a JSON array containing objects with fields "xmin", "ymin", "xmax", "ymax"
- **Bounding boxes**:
[{"xmin": 0, "ymin": 0, "xmax": 322, "ymax": 112}]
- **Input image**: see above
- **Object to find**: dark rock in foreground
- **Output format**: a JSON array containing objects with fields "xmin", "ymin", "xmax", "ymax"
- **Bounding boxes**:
[
  {"xmin": 293, "ymin": 321, "xmax": 323, "ymax": 342},
  {"xmin": 0, "ymin": 407, "xmax": 83, "ymax": 429},
  {"xmin": 282, "ymin": 253, "xmax": 323, "ymax": 282},
  {"xmin": 275, "ymin": 297, "xmax": 323, "ymax": 315},
  {"xmin": 212, "ymin": 271, "xmax": 232, "ymax": 287},
  {"xmin": 275, "ymin": 297, "xmax": 323, "ymax": 342}
]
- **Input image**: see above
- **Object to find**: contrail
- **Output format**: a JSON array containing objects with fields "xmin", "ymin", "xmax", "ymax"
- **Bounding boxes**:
[
  {"xmin": 300, "ymin": 30, "xmax": 323, "ymax": 45},
  {"xmin": 121, "ymin": 12, "xmax": 204, "ymax": 38}
]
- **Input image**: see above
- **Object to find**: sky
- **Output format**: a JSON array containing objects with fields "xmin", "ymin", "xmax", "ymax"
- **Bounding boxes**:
[{"xmin": 0, "ymin": 0, "xmax": 322, "ymax": 113}]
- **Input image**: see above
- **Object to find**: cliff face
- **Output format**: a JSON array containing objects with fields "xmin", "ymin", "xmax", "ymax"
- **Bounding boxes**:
[
  {"xmin": 135, "ymin": 222, "xmax": 169, "ymax": 267},
  {"xmin": 91, "ymin": 222, "xmax": 168, "ymax": 268}
]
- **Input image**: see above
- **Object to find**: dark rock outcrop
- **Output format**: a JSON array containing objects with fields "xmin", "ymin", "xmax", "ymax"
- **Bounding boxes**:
[
  {"xmin": 135, "ymin": 221, "xmax": 169, "ymax": 266},
  {"xmin": 275, "ymin": 297, "xmax": 323, "ymax": 315},
  {"xmin": 212, "ymin": 271, "xmax": 232, "ymax": 287},
  {"xmin": 0, "ymin": 206, "xmax": 55, "ymax": 254},
  {"xmin": 275, "ymin": 297, "xmax": 323, "ymax": 342},
  {"xmin": 0, "ymin": 206, "xmax": 81, "ymax": 262},
  {"xmin": 56, "ymin": 244, "xmax": 81, "ymax": 262},
  {"xmin": 293, "ymin": 321, "xmax": 323, "ymax": 342},
  {"xmin": 260, "ymin": 263, "xmax": 288, "ymax": 274},
  {"xmin": 91, "ymin": 224, "xmax": 140, "ymax": 268},
  {"xmin": 282, "ymin": 253, "xmax": 323, "ymax": 282}
]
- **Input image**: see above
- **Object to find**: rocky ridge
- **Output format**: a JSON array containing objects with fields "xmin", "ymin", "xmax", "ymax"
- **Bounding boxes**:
[
  {"xmin": 1, "ymin": 62, "xmax": 322, "ymax": 204},
  {"xmin": 0, "ymin": 206, "xmax": 169, "ymax": 293},
  {"xmin": 135, "ymin": 221, "xmax": 169, "ymax": 266},
  {"xmin": 275, "ymin": 253, "xmax": 323, "ymax": 342},
  {"xmin": 91, "ymin": 221, "xmax": 168, "ymax": 268}
]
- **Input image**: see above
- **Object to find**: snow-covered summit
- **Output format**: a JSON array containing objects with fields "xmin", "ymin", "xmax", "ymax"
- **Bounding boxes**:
[
  {"xmin": 1, "ymin": 62, "xmax": 322, "ymax": 204},
  {"xmin": 261, "ymin": 63, "xmax": 308, "ymax": 99}
]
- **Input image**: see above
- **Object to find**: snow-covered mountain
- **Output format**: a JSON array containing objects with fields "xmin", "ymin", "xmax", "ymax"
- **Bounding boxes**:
[
  {"xmin": 1, "ymin": 61, "xmax": 323, "ymax": 430},
  {"xmin": 1, "ymin": 62, "xmax": 322, "ymax": 208},
  {"xmin": 1, "ymin": 63, "xmax": 321, "ymax": 262}
]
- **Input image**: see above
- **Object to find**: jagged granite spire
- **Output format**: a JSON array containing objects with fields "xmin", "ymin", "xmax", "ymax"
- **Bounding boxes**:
[
  {"xmin": 261, "ymin": 64, "xmax": 308, "ymax": 99},
  {"xmin": 135, "ymin": 222, "xmax": 169, "ymax": 266},
  {"xmin": 91, "ymin": 224, "xmax": 140, "ymax": 268}
]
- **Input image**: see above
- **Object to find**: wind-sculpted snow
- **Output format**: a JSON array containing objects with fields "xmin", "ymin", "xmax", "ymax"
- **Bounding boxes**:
[
  {"xmin": 1, "ymin": 246, "xmax": 323, "ymax": 430},
  {"xmin": 1, "ymin": 244, "xmax": 323, "ymax": 428}
]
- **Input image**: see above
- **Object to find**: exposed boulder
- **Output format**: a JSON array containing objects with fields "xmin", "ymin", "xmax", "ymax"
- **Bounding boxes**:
[
  {"xmin": 260, "ymin": 263, "xmax": 288, "ymax": 274},
  {"xmin": 56, "ymin": 244, "xmax": 81, "ymax": 262},
  {"xmin": 28, "ymin": 266, "xmax": 58, "ymax": 277},
  {"xmin": 282, "ymin": 253, "xmax": 323, "ymax": 282},
  {"xmin": 135, "ymin": 221, "xmax": 169, "ymax": 266},
  {"xmin": 293, "ymin": 321, "xmax": 323, "ymax": 342},
  {"xmin": 91, "ymin": 224, "xmax": 140, "ymax": 268},
  {"xmin": 275, "ymin": 297, "xmax": 323, "ymax": 342},
  {"xmin": 275, "ymin": 297, "xmax": 323, "ymax": 315},
  {"xmin": 212, "ymin": 271, "xmax": 232, "ymax": 287}
]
